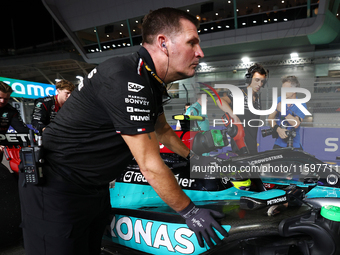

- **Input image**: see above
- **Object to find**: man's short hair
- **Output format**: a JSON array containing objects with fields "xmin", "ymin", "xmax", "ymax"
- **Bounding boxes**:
[
  {"xmin": 0, "ymin": 81, "xmax": 13, "ymax": 94},
  {"xmin": 142, "ymin": 7, "xmax": 199, "ymax": 44},
  {"xmin": 281, "ymin": 75, "xmax": 300, "ymax": 87},
  {"xmin": 247, "ymin": 63, "xmax": 268, "ymax": 78},
  {"xmin": 56, "ymin": 79, "xmax": 75, "ymax": 92}
]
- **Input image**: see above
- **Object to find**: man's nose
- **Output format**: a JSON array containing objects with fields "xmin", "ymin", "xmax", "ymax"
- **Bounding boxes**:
[{"xmin": 196, "ymin": 45, "xmax": 204, "ymax": 58}]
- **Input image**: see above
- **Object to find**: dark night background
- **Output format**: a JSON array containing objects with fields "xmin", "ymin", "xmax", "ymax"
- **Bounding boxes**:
[{"xmin": 0, "ymin": 0, "xmax": 66, "ymax": 50}]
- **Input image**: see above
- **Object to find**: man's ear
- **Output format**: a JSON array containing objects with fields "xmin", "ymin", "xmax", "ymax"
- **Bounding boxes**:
[{"xmin": 157, "ymin": 35, "xmax": 168, "ymax": 55}]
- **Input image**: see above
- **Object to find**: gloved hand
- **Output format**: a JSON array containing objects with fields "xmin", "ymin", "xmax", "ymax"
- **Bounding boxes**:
[{"xmin": 178, "ymin": 201, "xmax": 229, "ymax": 248}]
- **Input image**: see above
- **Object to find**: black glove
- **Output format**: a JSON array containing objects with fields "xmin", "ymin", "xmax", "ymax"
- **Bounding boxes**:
[{"xmin": 178, "ymin": 201, "xmax": 228, "ymax": 248}]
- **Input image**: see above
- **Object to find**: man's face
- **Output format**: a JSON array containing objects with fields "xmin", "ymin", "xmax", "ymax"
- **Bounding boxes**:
[
  {"xmin": 168, "ymin": 19, "xmax": 204, "ymax": 80},
  {"xmin": 248, "ymin": 72, "xmax": 266, "ymax": 93},
  {"xmin": 0, "ymin": 91, "xmax": 11, "ymax": 108},
  {"xmin": 57, "ymin": 89, "xmax": 72, "ymax": 107},
  {"xmin": 282, "ymin": 81, "xmax": 295, "ymax": 98}
]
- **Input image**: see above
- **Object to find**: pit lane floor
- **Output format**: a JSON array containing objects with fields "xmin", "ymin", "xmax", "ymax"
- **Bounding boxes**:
[{"xmin": 0, "ymin": 242, "xmax": 25, "ymax": 255}]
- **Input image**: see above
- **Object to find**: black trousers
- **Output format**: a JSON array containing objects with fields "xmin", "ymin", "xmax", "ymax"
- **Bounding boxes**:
[{"xmin": 18, "ymin": 166, "xmax": 110, "ymax": 255}]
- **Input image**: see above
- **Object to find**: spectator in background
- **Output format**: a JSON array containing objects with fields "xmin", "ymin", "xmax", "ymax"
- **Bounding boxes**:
[
  {"xmin": 185, "ymin": 92, "xmax": 210, "ymax": 131},
  {"xmin": 31, "ymin": 79, "xmax": 75, "ymax": 132},
  {"xmin": 217, "ymin": 63, "xmax": 268, "ymax": 154},
  {"xmin": 175, "ymin": 102, "xmax": 191, "ymax": 130},
  {"xmin": 268, "ymin": 75, "xmax": 306, "ymax": 149}
]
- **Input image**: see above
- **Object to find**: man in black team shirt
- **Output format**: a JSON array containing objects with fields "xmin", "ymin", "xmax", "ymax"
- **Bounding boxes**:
[
  {"xmin": 31, "ymin": 79, "xmax": 75, "ymax": 132},
  {"xmin": 217, "ymin": 63, "xmax": 268, "ymax": 154},
  {"xmin": 0, "ymin": 81, "xmax": 29, "ymax": 134},
  {"xmin": 19, "ymin": 7, "xmax": 228, "ymax": 255},
  {"xmin": 0, "ymin": 81, "xmax": 29, "ymax": 152}
]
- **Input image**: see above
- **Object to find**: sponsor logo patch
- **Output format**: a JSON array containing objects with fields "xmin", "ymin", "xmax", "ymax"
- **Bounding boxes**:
[
  {"xmin": 128, "ymin": 82, "xmax": 144, "ymax": 92},
  {"xmin": 125, "ymin": 95, "xmax": 150, "ymax": 106},
  {"xmin": 126, "ymin": 107, "xmax": 150, "ymax": 113},
  {"xmin": 130, "ymin": 115, "xmax": 150, "ymax": 121}
]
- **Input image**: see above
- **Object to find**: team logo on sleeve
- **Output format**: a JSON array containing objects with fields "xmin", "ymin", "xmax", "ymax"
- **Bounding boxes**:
[{"xmin": 128, "ymin": 82, "xmax": 144, "ymax": 92}]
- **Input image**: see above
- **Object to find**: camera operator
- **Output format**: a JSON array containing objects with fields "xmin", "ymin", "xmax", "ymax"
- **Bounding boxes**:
[
  {"xmin": 217, "ymin": 63, "xmax": 268, "ymax": 154},
  {"xmin": 268, "ymin": 76, "xmax": 306, "ymax": 149}
]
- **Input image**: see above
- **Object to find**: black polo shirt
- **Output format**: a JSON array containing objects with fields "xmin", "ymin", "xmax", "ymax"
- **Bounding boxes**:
[
  {"xmin": 0, "ymin": 104, "xmax": 29, "ymax": 134},
  {"xmin": 43, "ymin": 47, "xmax": 164, "ymax": 186}
]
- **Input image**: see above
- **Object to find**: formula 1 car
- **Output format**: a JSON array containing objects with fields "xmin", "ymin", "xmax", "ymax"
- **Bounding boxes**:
[
  {"xmin": 1, "ymin": 119, "xmax": 340, "ymax": 255},
  {"xmin": 102, "ymin": 114, "xmax": 340, "ymax": 255}
]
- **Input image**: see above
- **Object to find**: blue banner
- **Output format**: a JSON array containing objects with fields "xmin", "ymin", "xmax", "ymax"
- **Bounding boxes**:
[
  {"xmin": 302, "ymin": 127, "xmax": 340, "ymax": 162},
  {"xmin": 0, "ymin": 76, "xmax": 56, "ymax": 99},
  {"xmin": 258, "ymin": 126, "xmax": 340, "ymax": 164}
]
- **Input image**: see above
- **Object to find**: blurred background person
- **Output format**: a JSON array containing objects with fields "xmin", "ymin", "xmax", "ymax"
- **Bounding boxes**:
[
  {"xmin": 268, "ymin": 75, "xmax": 306, "ymax": 149},
  {"xmin": 31, "ymin": 79, "xmax": 75, "ymax": 132},
  {"xmin": 185, "ymin": 92, "xmax": 210, "ymax": 131},
  {"xmin": 175, "ymin": 102, "xmax": 191, "ymax": 130},
  {"xmin": 0, "ymin": 81, "xmax": 30, "ymax": 154},
  {"xmin": 217, "ymin": 63, "xmax": 268, "ymax": 154}
]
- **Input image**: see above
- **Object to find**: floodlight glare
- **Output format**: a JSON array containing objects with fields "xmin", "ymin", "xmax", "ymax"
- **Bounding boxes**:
[
  {"xmin": 241, "ymin": 57, "xmax": 250, "ymax": 63},
  {"xmin": 291, "ymin": 52, "xmax": 299, "ymax": 59}
]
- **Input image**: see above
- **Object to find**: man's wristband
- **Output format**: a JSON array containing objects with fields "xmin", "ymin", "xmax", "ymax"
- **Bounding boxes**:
[
  {"xmin": 273, "ymin": 124, "xmax": 279, "ymax": 132},
  {"xmin": 185, "ymin": 150, "xmax": 195, "ymax": 160}
]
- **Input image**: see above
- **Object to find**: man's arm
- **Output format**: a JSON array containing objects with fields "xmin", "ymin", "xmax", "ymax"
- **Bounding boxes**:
[
  {"xmin": 154, "ymin": 113, "xmax": 190, "ymax": 158},
  {"xmin": 268, "ymin": 102, "xmax": 287, "ymax": 139},
  {"xmin": 121, "ymin": 131, "xmax": 191, "ymax": 212},
  {"xmin": 268, "ymin": 104, "xmax": 278, "ymax": 128},
  {"xmin": 216, "ymin": 96, "xmax": 241, "ymax": 122},
  {"xmin": 285, "ymin": 114, "xmax": 302, "ymax": 128},
  {"xmin": 31, "ymin": 101, "xmax": 48, "ymax": 131},
  {"xmin": 122, "ymin": 115, "xmax": 229, "ymax": 247},
  {"xmin": 285, "ymin": 103, "xmax": 306, "ymax": 129},
  {"xmin": 10, "ymin": 112, "xmax": 30, "ymax": 134}
]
